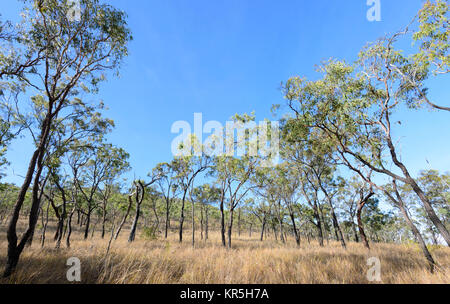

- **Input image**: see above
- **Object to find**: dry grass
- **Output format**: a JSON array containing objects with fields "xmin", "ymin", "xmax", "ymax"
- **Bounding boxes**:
[{"xmin": 0, "ymin": 224, "xmax": 448, "ymax": 284}]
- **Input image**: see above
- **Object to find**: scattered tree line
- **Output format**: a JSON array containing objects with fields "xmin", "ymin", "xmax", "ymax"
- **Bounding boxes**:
[{"xmin": 0, "ymin": 0, "xmax": 448, "ymax": 278}]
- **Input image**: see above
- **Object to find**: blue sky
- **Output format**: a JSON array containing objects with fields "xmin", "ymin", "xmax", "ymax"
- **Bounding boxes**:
[{"xmin": 1, "ymin": 0, "xmax": 449, "ymax": 186}]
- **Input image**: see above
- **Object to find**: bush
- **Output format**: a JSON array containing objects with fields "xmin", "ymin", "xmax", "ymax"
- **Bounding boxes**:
[{"xmin": 142, "ymin": 226, "xmax": 158, "ymax": 240}]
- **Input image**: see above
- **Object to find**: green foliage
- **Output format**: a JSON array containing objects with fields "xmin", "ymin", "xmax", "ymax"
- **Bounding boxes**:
[
  {"xmin": 141, "ymin": 226, "xmax": 158, "ymax": 240},
  {"xmin": 413, "ymin": 0, "xmax": 449, "ymax": 75}
]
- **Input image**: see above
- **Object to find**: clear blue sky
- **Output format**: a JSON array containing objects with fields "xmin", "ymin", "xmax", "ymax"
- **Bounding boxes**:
[{"xmin": 1, "ymin": 0, "xmax": 449, "ymax": 186}]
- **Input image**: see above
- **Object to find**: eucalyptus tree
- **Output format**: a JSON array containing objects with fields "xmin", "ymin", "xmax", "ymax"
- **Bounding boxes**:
[
  {"xmin": 96, "ymin": 146, "xmax": 130, "ymax": 239},
  {"xmin": 282, "ymin": 55, "xmax": 450, "ymax": 246},
  {"xmin": 99, "ymin": 183, "xmax": 120, "ymax": 239},
  {"xmin": 359, "ymin": 197, "xmax": 391, "ymax": 243},
  {"xmin": 415, "ymin": 170, "xmax": 450, "ymax": 235},
  {"xmin": 126, "ymin": 181, "xmax": 144, "ymax": 243},
  {"xmin": 75, "ymin": 143, "xmax": 129, "ymax": 240},
  {"xmin": 128, "ymin": 170, "xmax": 162, "ymax": 243},
  {"xmin": 254, "ymin": 168, "xmax": 288, "ymax": 244},
  {"xmin": 338, "ymin": 176, "xmax": 374, "ymax": 249},
  {"xmin": 44, "ymin": 168, "xmax": 70, "ymax": 249},
  {"xmin": 273, "ymin": 194, "xmax": 286, "ymax": 244},
  {"xmin": 280, "ymin": 0, "xmax": 450, "ymax": 245},
  {"xmin": 212, "ymin": 113, "xmax": 266, "ymax": 248},
  {"xmin": 172, "ymin": 135, "xmax": 210, "ymax": 243},
  {"xmin": 300, "ymin": 172, "xmax": 325, "ymax": 246},
  {"xmin": 213, "ymin": 154, "xmax": 260, "ymax": 248},
  {"xmin": 39, "ymin": 194, "xmax": 51, "ymax": 247},
  {"xmin": 191, "ymin": 184, "xmax": 220, "ymax": 241},
  {"xmin": 281, "ymin": 166, "xmax": 304, "ymax": 246},
  {"xmin": 336, "ymin": 162, "xmax": 437, "ymax": 272},
  {"xmin": 385, "ymin": 0, "xmax": 450, "ymax": 111},
  {"xmin": 40, "ymin": 102, "xmax": 115, "ymax": 246},
  {"xmin": 396, "ymin": 170, "xmax": 449, "ymax": 245},
  {"xmin": 294, "ymin": 204, "xmax": 317, "ymax": 244},
  {"xmin": 146, "ymin": 187, "xmax": 163, "ymax": 233},
  {"xmin": 248, "ymin": 196, "xmax": 271, "ymax": 242},
  {"xmin": 213, "ymin": 117, "xmax": 267, "ymax": 247},
  {"xmin": 280, "ymin": 120, "xmax": 328, "ymax": 246},
  {"xmin": 285, "ymin": 129, "xmax": 346, "ymax": 247},
  {"xmin": 2, "ymin": 0, "xmax": 132, "ymax": 277},
  {"xmin": 154, "ymin": 162, "xmax": 178, "ymax": 238},
  {"xmin": 113, "ymin": 190, "xmax": 134, "ymax": 240},
  {"xmin": 336, "ymin": 179, "xmax": 359, "ymax": 243},
  {"xmin": 414, "ymin": 0, "xmax": 449, "ymax": 75},
  {"xmin": 66, "ymin": 144, "xmax": 89, "ymax": 247},
  {"xmin": 309, "ymin": 167, "xmax": 347, "ymax": 248},
  {"xmin": 383, "ymin": 180, "xmax": 436, "ymax": 273},
  {"xmin": 240, "ymin": 204, "xmax": 257, "ymax": 237},
  {"xmin": 204, "ymin": 186, "xmax": 221, "ymax": 240},
  {"xmin": 267, "ymin": 164, "xmax": 303, "ymax": 246},
  {"xmin": 356, "ymin": 189, "xmax": 376, "ymax": 249}
]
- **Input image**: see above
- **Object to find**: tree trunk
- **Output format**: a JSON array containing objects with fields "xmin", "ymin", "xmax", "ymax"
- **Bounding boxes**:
[
  {"xmin": 40, "ymin": 201, "xmax": 50, "ymax": 248},
  {"xmin": 128, "ymin": 204, "xmax": 139, "ymax": 242},
  {"xmin": 277, "ymin": 200, "xmax": 285, "ymax": 244},
  {"xmin": 260, "ymin": 216, "xmax": 266, "ymax": 241},
  {"xmin": 357, "ymin": 206, "xmax": 370, "ymax": 250},
  {"xmin": 165, "ymin": 198, "xmax": 170, "ymax": 239},
  {"xmin": 279, "ymin": 219, "xmax": 285, "ymax": 244},
  {"xmin": 330, "ymin": 205, "xmax": 347, "ymax": 249},
  {"xmin": 84, "ymin": 210, "xmax": 91, "ymax": 240},
  {"xmin": 314, "ymin": 204, "xmax": 324, "ymax": 247},
  {"xmin": 238, "ymin": 208, "xmax": 241, "ymax": 237},
  {"xmin": 227, "ymin": 208, "xmax": 234, "ymax": 248},
  {"xmin": 149, "ymin": 199, "xmax": 159, "ymax": 233},
  {"xmin": 398, "ymin": 199, "xmax": 435, "ymax": 272},
  {"xmin": 205, "ymin": 207, "xmax": 209, "ymax": 241},
  {"xmin": 66, "ymin": 211, "xmax": 74, "ymax": 248},
  {"xmin": 387, "ymin": 182, "xmax": 436, "ymax": 273},
  {"xmin": 330, "ymin": 205, "xmax": 346, "ymax": 248},
  {"xmin": 220, "ymin": 200, "xmax": 226, "ymax": 247},
  {"xmin": 352, "ymin": 222, "xmax": 359, "ymax": 243},
  {"xmin": 357, "ymin": 192, "xmax": 374, "ymax": 250},
  {"xmin": 55, "ymin": 217, "xmax": 64, "ymax": 249},
  {"xmin": 272, "ymin": 223, "xmax": 278, "ymax": 241},
  {"xmin": 192, "ymin": 199, "xmax": 195, "ymax": 248},
  {"xmin": 200, "ymin": 205, "xmax": 204, "ymax": 241},
  {"xmin": 128, "ymin": 202, "xmax": 141, "ymax": 243},
  {"xmin": 101, "ymin": 202, "xmax": 107, "ymax": 239},
  {"xmin": 410, "ymin": 180, "xmax": 450, "ymax": 246},
  {"xmin": 114, "ymin": 196, "xmax": 133, "ymax": 240},
  {"xmin": 4, "ymin": 116, "xmax": 49, "ymax": 277},
  {"xmin": 178, "ymin": 191, "xmax": 187, "ymax": 243},
  {"xmin": 289, "ymin": 211, "xmax": 300, "ymax": 247},
  {"xmin": 386, "ymin": 137, "xmax": 450, "ymax": 246},
  {"xmin": 129, "ymin": 182, "xmax": 145, "ymax": 243}
]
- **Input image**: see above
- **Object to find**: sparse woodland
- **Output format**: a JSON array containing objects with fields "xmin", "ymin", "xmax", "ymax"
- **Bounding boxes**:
[{"xmin": 0, "ymin": 0, "xmax": 448, "ymax": 283}]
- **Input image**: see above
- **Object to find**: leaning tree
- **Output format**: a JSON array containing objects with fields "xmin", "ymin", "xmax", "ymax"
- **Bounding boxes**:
[{"xmin": 1, "ymin": 0, "xmax": 132, "ymax": 277}]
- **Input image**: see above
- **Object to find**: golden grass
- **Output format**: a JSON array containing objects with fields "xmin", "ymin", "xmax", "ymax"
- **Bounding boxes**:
[{"xmin": 0, "ymin": 225, "xmax": 449, "ymax": 284}]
